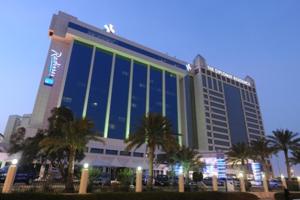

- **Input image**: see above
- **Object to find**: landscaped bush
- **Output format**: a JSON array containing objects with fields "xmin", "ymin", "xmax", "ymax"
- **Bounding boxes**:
[
  {"xmin": 0, "ymin": 192, "xmax": 258, "ymax": 200},
  {"xmin": 274, "ymin": 192, "xmax": 300, "ymax": 200}
]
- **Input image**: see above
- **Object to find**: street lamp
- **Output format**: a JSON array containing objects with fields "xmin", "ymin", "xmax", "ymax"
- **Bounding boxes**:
[
  {"xmin": 79, "ymin": 163, "xmax": 89, "ymax": 194},
  {"xmin": 2, "ymin": 159, "xmax": 18, "ymax": 193},
  {"xmin": 136, "ymin": 166, "xmax": 143, "ymax": 192}
]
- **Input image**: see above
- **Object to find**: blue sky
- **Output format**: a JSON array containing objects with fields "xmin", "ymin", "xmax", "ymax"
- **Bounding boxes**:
[{"xmin": 0, "ymin": 1, "xmax": 299, "ymax": 175}]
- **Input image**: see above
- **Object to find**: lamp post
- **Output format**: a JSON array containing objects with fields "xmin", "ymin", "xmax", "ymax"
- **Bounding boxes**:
[
  {"xmin": 136, "ymin": 166, "xmax": 143, "ymax": 192},
  {"xmin": 238, "ymin": 172, "xmax": 246, "ymax": 192},
  {"xmin": 212, "ymin": 172, "xmax": 218, "ymax": 191},
  {"xmin": 2, "ymin": 159, "xmax": 18, "ymax": 193},
  {"xmin": 261, "ymin": 172, "xmax": 269, "ymax": 192},
  {"xmin": 79, "ymin": 163, "xmax": 89, "ymax": 194},
  {"xmin": 178, "ymin": 166, "xmax": 184, "ymax": 192},
  {"xmin": 281, "ymin": 174, "xmax": 287, "ymax": 189}
]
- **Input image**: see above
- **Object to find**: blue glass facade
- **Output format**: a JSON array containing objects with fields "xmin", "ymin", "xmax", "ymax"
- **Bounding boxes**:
[
  {"xmin": 223, "ymin": 83, "xmax": 248, "ymax": 144},
  {"xmin": 60, "ymin": 39, "xmax": 181, "ymax": 141},
  {"xmin": 130, "ymin": 61, "xmax": 147, "ymax": 133},
  {"xmin": 108, "ymin": 55, "xmax": 131, "ymax": 139},
  {"xmin": 165, "ymin": 72, "xmax": 178, "ymax": 133},
  {"xmin": 149, "ymin": 67, "xmax": 163, "ymax": 114},
  {"xmin": 61, "ymin": 41, "xmax": 93, "ymax": 118},
  {"xmin": 86, "ymin": 48, "xmax": 113, "ymax": 136}
]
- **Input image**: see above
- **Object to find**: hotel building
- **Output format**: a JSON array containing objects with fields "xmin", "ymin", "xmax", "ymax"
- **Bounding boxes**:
[{"xmin": 24, "ymin": 11, "xmax": 265, "ymax": 174}]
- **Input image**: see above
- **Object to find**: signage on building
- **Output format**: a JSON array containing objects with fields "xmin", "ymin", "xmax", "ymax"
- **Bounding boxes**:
[
  {"xmin": 44, "ymin": 49, "xmax": 62, "ymax": 86},
  {"xmin": 104, "ymin": 24, "xmax": 115, "ymax": 34},
  {"xmin": 207, "ymin": 66, "xmax": 251, "ymax": 86},
  {"xmin": 186, "ymin": 64, "xmax": 192, "ymax": 71}
]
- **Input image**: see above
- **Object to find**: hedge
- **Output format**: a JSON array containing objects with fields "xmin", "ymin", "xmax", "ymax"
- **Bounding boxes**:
[
  {"xmin": 0, "ymin": 192, "xmax": 258, "ymax": 200},
  {"xmin": 274, "ymin": 192, "xmax": 300, "ymax": 200}
]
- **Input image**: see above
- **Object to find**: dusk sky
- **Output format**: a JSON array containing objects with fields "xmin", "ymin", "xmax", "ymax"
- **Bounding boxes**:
[{"xmin": 0, "ymin": 1, "xmax": 299, "ymax": 176}]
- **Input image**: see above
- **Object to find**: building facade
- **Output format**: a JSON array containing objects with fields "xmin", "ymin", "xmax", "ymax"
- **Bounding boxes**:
[
  {"xmin": 26, "ymin": 11, "xmax": 266, "ymax": 172},
  {"xmin": 186, "ymin": 55, "xmax": 265, "ymax": 152}
]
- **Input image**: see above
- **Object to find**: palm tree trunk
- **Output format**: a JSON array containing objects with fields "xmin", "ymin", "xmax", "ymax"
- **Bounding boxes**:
[
  {"xmin": 283, "ymin": 149, "xmax": 291, "ymax": 180},
  {"xmin": 65, "ymin": 148, "xmax": 76, "ymax": 192},
  {"xmin": 147, "ymin": 147, "xmax": 154, "ymax": 189},
  {"xmin": 261, "ymin": 158, "xmax": 270, "ymax": 181}
]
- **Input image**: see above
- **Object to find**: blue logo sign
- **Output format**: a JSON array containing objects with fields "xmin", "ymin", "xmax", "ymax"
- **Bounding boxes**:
[{"xmin": 44, "ymin": 49, "xmax": 62, "ymax": 86}]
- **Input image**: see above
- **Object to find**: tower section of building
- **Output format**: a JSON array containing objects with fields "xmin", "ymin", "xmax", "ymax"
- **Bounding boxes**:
[{"xmin": 188, "ymin": 55, "xmax": 265, "ymax": 152}]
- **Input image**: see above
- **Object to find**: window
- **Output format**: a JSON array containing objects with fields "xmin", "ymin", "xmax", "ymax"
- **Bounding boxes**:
[
  {"xmin": 214, "ymin": 140, "xmax": 230, "ymax": 146},
  {"xmin": 223, "ymin": 84, "xmax": 248, "ymax": 144},
  {"xmin": 213, "ymin": 79, "xmax": 218, "ymax": 91},
  {"xmin": 61, "ymin": 40, "xmax": 93, "ymax": 117},
  {"xmin": 246, "ymin": 112, "xmax": 257, "ymax": 118},
  {"xmin": 120, "ymin": 151, "xmax": 131, "ymax": 156},
  {"xmin": 214, "ymin": 133, "xmax": 229, "ymax": 140},
  {"xmin": 248, "ymin": 123, "xmax": 259, "ymax": 129},
  {"xmin": 210, "ymin": 96, "xmax": 224, "ymax": 104},
  {"xmin": 130, "ymin": 61, "xmax": 147, "ymax": 134},
  {"xmin": 202, "ymin": 75, "xmax": 207, "ymax": 87},
  {"xmin": 247, "ymin": 118, "xmax": 258, "ymax": 124},
  {"xmin": 108, "ymin": 55, "xmax": 131, "ymax": 139},
  {"xmin": 86, "ymin": 48, "xmax": 113, "ymax": 136},
  {"xmin": 211, "ymin": 114, "xmax": 226, "ymax": 121},
  {"xmin": 149, "ymin": 67, "xmax": 163, "ymax": 114},
  {"xmin": 105, "ymin": 149, "xmax": 118, "ymax": 155},
  {"xmin": 212, "ymin": 120, "xmax": 227, "ymax": 127},
  {"xmin": 207, "ymin": 77, "xmax": 212, "ymax": 89},
  {"xmin": 249, "ymin": 128, "xmax": 260, "ymax": 134},
  {"xmin": 211, "ymin": 108, "xmax": 226, "ymax": 115},
  {"xmin": 213, "ymin": 126, "xmax": 228, "ymax": 133},
  {"xmin": 209, "ymin": 90, "xmax": 223, "ymax": 98},
  {"xmin": 90, "ymin": 148, "xmax": 104, "ymax": 154},
  {"xmin": 208, "ymin": 139, "xmax": 213, "ymax": 144},
  {"xmin": 165, "ymin": 71, "xmax": 178, "ymax": 133},
  {"xmin": 245, "ymin": 106, "xmax": 256, "ymax": 113},
  {"xmin": 133, "ymin": 152, "xmax": 144, "ymax": 157},
  {"xmin": 211, "ymin": 102, "xmax": 225, "ymax": 109}
]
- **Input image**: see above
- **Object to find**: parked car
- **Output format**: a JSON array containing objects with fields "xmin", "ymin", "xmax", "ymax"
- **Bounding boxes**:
[
  {"xmin": 0, "ymin": 165, "xmax": 38, "ymax": 185},
  {"xmin": 93, "ymin": 173, "xmax": 111, "ymax": 186},
  {"xmin": 268, "ymin": 178, "xmax": 282, "ymax": 189},
  {"xmin": 202, "ymin": 177, "xmax": 225, "ymax": 186},
  {"xmin": 154, "ymin": 175, "xmax": 169, "ymax": 186}
]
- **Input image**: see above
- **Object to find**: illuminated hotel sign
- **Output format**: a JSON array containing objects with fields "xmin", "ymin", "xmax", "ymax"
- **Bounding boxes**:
[
  {"xmin": 44, "ymin": 49, "xmax": 62, "ymax": 86},
  {"xmin": 207, "ymin": 66, "xmax": 251, "ymax": 86}
]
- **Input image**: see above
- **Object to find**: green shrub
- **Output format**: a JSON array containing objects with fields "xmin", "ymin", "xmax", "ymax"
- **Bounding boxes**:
[{"xmin": 0, "ymin": 191, "xmax": 258, "ymax": 200}]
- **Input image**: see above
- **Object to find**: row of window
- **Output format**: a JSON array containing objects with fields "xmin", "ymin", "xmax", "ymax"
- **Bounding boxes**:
[
  {"xmin": 61, "ymin": 41, "xmax": 179, "ymax": 140},
  {"xmin": 201, "ymin": 68, "xmax": 255, "ymax": 92},
  {"xmin": 89, "ymin": 147, "xmax": 144, "ymax": 157}
]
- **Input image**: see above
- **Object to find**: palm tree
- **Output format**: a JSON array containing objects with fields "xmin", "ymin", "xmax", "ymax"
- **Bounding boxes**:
[
  {"xmin": 250, "ymin": 138, "xmax": 274, "ymax": 181},
  {"xmin": 290, "ymin": 150, "xmax": 300, "ymax": 166},
  {"xmin": 173, "ymin": 145, "xmax": 203, "ymax": 183},
  {"xmin": 125, "ymin": 113, "xmax": 178, "ymax": 188},
  {"xmin": 226, "ymin": 142, "xmax": 250, "ymax": 176},
  {"xmin": 268, "ymin": 129, "xmax": 300, "ymax": 180},
  {"xmin": 40, "ymin": 107, "xmax": 104, "ymax": 192}
]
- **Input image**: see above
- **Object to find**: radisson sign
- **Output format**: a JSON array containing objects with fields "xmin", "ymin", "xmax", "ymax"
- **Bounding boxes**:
[
  {"xmin": 207, "ymin": 66, "xmax": 251, "ymax": 86},
  {"xmin": 44, "ymin": 49, "xmax": 62, "ymax": 86}
]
